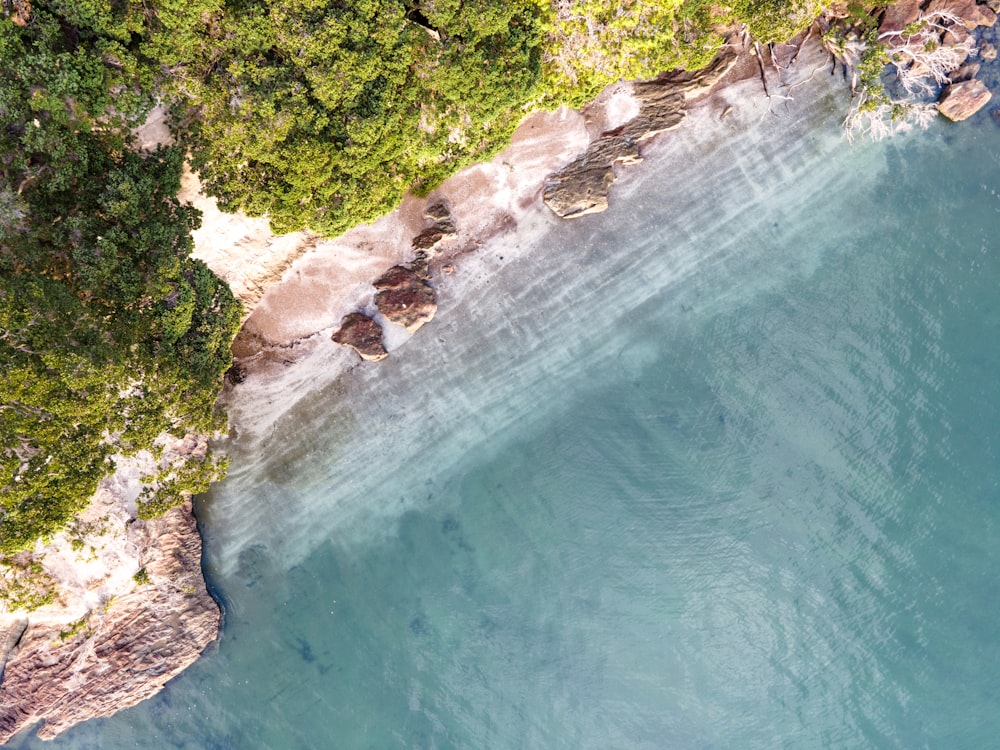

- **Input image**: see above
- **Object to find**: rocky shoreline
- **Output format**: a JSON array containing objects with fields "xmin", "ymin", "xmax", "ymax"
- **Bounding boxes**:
[
  {"xmin": 2, "ymin": 0, "xmax": 998, "ymax": 741},
  {"xmin": 0, "ymin": 501, "xmax": 218, "ymax": 743}
]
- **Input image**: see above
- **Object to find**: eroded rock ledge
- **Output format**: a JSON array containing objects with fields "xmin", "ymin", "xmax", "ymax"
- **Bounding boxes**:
[
  {"xmin": 0, "ymin": 502, "xmax": 219, "ymax": 743},
  {"xmin": 543, "ymin": 46, "xmax": 741, "ymax": 218}
]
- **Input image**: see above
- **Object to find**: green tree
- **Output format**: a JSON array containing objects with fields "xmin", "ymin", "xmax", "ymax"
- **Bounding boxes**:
[{"xmin": 1, "ymin": 6, "xmax": 240, "ymax": 555}]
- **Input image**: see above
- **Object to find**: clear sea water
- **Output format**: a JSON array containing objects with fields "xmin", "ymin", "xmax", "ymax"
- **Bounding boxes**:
[{"xmin": 12, "ymin": 64, "xmax": 1000, "ymax": 749}]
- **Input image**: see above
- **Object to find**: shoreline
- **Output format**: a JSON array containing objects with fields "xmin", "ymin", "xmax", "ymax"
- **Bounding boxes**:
[
  {"xmin": 3, "ymin": 0, "xmax": 997, "ymax": 739},
  {"xmin": 226, "ymin": 41, "xmax": 752, "ymax": 375},
  {"xmin": 205, "ymin": 31, "xmax": 851, "ymax": 576}
]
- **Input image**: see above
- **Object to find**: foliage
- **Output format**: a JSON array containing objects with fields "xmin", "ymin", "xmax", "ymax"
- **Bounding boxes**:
[
  {"xmin": 177, "ymin": 0, "xmax": 549, "ymax": 235},
  {"xmin": 171, "ymin": 0, "xmax": 825, "ymax": 233},
  {"xmin": 58, "ymin": 611, "xmax": 92, "ymax": 641},
  {"xmin": 136, "ymin": 451, "xmax": 231, "ymax": 520},
  {"xmin": 541, "ymin": 0, "xmax": 723, "ymax": 106},
  {"xmin": 728, "ymin": 0, "xmax": 826, "ymax": 43},
  {"xmin": 0, "ymin": 557, "xmax": 57, "ymax": 612},
  {"xmin": 1, "ymin": 6, "xmax": 241, "ymax": 557}
]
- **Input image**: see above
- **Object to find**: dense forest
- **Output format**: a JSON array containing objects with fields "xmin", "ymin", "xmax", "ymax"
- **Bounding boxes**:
[{"xmin": 1, "ymin": 0, "xmax": 816, "ymax": 560}]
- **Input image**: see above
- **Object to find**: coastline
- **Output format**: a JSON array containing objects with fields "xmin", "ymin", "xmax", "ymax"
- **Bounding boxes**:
[
  {"xmin": 2, "ymin": 0, "xmax": 997, "ymax": 738},
  {"xmin": 201, "ymin": 30, "xmax": 857, "ymax": 579}
]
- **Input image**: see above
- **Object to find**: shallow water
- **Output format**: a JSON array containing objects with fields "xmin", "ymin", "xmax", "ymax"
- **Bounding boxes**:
[{"xmin": 14, "ymin": 65, "xmax": 1000, "ymax": 749}]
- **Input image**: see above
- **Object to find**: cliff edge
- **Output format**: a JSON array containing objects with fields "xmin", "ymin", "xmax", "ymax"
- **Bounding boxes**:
[{"xmin": 0, "ymin": 500, "xmax": 219, "ymax": 743}]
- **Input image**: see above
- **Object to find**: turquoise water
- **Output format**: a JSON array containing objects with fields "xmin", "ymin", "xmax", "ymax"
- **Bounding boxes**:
[{"xmin": 13, "ymin": 76, "xmax": 1000, "ymax": 747}]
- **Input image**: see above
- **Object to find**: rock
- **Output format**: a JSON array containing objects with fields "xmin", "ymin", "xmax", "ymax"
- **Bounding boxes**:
[
  {"xmin": 927, "ymin": 0, "xmax": 994, "ymax": 27},
  {"xmin": 989, "ymin": 0, "xmax": 1000, "ymax": 14},
  {"xmin": 542, "ymin": 135, "xmax": 640, "ymax": 218},
  {"xmin": 976, "ymin": 3, "xmax": 998, "ymax": 25},
  {"xmin": 331, "ymin": 312, "xmax": 388, "ymax": 360},
  {"xmin": 941, "ymin": 24, "xmax": 971, "ymax": 46},
  {"xmin": 412, "ymin": 226, "xmax": 451, "ymax": 251},
  {"xmin": 878, "ymin": 0, "xmax": 922, "ymax": 35},
  {"xmin": 949, "ymin": 62, "xmax": 981, "ymax": 82},
  {"xmin": 981, "ymin": 41, "xmax": 998, "ymax": 61},
  {"xmin": 543, "ymin": 44, "xmax": 740, "ymax": 220},
  {"xmin": 373, "ymin": 266, "xmax": 438, "ymax": 333},
  {"xmin": 412, "ymin": 202, "xmax": 457, "ymax": 251},
  {"xmin": 0, "ymin": 503, "xmax": 220, "ymax": 743},
  {"xmin": 423, "ymin": 201, "xmax": 451, "ymax": 224},
  {"xmin": 937, "ymin": 79, "xmax": 993, "ymax": 120},
  {"xmin": 620, "ymin": 91, "xmax": 686, "ymax": 141}
]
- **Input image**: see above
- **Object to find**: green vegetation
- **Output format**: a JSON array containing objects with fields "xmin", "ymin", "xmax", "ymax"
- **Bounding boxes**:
[
  {"xmin": 136, "ymin": 452, "xmax": 231, "ymax": 520},
  {"xmin": 542, "ymin": 0, "xmax": 723, "ymax": 106},
  {"xmin": 1, "ymin": 3, "xmax": 241, "ymax": 557},
  {"xmin": 179, "ymin": 0, "xmax": 549, "ymax": 235},
  {"xmin": 133, "ymin": 567, "xmax": 150, "ymax": 586},
  {"xmin": 2, "ymin": 0, "xmax": 816, "ymax": 562},
  {"xmin": 166, "ymin": 0, "xmax": 821, "ymax": 234},
  {"xmin": 57, "ymin": 611, "xmax": 92, "ymax": 641},
  {"xmin": 730, "ymin": 0, "xmax": 826, "ymax": 43},
  {"xmin": 0, "ymin": 557, "xmax": 57, "ymax": 611}
]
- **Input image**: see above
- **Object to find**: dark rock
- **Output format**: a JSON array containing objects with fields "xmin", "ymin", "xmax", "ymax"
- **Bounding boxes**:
[
  {"xmin": 412, "ymin": 226, "xmax": 450, "ymax": 250},
  {"xmin": 990, "ymin": 106, "xmax": 1000, "ymax": 123},
  {"xmin": 937, "ymin": 79, "xmax": 992, "ymax": 120},
  {"xmin": 412, "ymin": 202, "xmax": 457, "ymax": 251},
  {"xmin": 423, "ymin": 201, "xmax": 451, "ymax": 224},
  {"xmin": 373, "ymin": 266, "xmax": 437, "ymax": 333},
  {"xmin": 331, "ymin": 312, "xmax": 388, "ymax": 361},
  {"xmin": 224, "ymin": 361, "xmax": 246, "ymax": 385}
]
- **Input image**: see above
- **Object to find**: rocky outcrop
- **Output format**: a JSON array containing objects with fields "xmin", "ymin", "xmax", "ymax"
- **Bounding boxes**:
[
  {"xmin": 331, "ymin": 312, "xmax": 389, "ymax": 361},
  {"xmin": 412, "ymin": 201, "xmax": 457, "ymax": 251},
  {"xmin": 541, "ymin": 135, "xmax": 642, "ymax": 218},
  {"xmin": 328, "ymin": 203, "xmax": 449, "ymax": 359},
  {"xmin": 927, "ymin": 0, "xmax": 997, "ymax": 27},
  {"xmin": 0, "ymin": 502, "xmax": 219, "ymax": 743},
  {"xmin": 373, "ymin": 265, "xmax": 438, "ymax": 333},
  {"xmin": 543, "ymin": 46, "xmax": 739, "ymax": 218},
  {"xmin": 938, "ymin": 78, "xmax": 993, "ymax": 120}
]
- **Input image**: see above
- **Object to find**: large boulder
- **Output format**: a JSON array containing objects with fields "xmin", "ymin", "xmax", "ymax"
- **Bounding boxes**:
[
  {"xmin": 542, "ymin": 135, "xmax": 641, "ymax": 218},
  {"xmin": 878, "ymin": 0, "xmax": 922, "ymax": 35},
  {"xmin": 373, "ymin": 266, "xmax": 437, "ymax": 333},
  {"xmin": 937, "ymin": 79, "xmax": 992, "ymax": 121},
  {"xmin": 926, "ymin": 0, "xmax": 997, "ymax": 28},
  {"xmin": 331, "ymin": 312, "xmax": 388, "ymax": 361}
]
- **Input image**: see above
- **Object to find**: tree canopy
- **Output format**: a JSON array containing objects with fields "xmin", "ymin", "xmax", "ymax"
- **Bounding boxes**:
[{"xmin": 1, "ymin": 5, "xmax": 239, "ymax": 555}]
